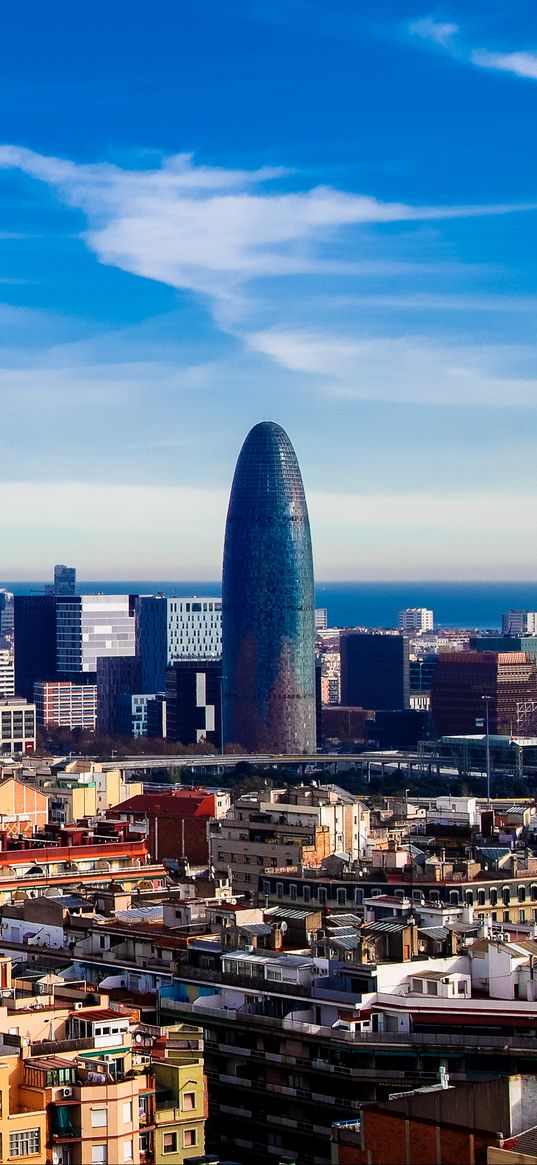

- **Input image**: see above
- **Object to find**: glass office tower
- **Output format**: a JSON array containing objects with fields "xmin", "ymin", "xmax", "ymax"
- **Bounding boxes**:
[{"xmin": 222, "ymin": 421, "xmax": 316, "ymax": 753}]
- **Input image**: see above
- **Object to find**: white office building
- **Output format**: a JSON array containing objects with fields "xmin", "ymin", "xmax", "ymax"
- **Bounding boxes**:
[
  {"xmin": 137, "ymin": 595, "xmax": 221, "ymax": 692},
  {"xmin": 398, "ymin": 607, "xmax": 434, "ymax": 634},
  {"xmin": 56, "ymin": 594, "xmax": 136, "ymax": 675}
]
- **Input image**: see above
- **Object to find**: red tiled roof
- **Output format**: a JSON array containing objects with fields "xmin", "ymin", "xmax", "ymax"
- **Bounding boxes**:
[
  {"xmin": 69, "ymin": 1008, "xmax": 132, "ymax": 1021},
  {"xmin": 108, "ymin": 791, "xmax": 215, "ymax": 818}
]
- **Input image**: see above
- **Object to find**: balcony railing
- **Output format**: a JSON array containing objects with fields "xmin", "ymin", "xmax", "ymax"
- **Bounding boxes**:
[
  {"xmin": 162, "ymin": 998, "xmax": 537, "ymax": 1052},
  {"xmin": 172, "ymin": 963, "xmax": 314, "ymax": 997}
]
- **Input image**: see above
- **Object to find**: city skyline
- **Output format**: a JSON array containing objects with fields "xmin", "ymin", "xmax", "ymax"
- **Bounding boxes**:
[{"xmin": 2, "ymin": 2, "xmax": 537, "ymax": 577}]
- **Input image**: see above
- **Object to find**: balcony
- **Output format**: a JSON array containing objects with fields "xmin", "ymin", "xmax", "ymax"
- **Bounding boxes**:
[{"xmin": 172, "ymin": 963, "xmax": 316, "ymax": 997}]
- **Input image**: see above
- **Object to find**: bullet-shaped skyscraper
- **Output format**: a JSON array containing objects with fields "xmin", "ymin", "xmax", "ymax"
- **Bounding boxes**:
[{"xmin": 222, "ymin": 421, "xmax": 316, "ymax": 753}]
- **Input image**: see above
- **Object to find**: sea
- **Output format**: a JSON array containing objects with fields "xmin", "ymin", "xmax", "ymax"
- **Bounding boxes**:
[{"xmin": 4, "ymin": 580, "xmax": 537, "ymax": 630}]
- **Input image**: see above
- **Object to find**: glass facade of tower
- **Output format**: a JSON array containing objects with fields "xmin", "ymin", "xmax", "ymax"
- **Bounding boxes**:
[{"xmin": 222, "ymin": 421, "xmax": 316, "ymax": 753}]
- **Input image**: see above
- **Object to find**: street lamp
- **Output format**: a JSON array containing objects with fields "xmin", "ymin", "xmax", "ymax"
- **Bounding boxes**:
[{"xmin": 482, "ymin": 695, "xmax": 493, "ymax": 806}]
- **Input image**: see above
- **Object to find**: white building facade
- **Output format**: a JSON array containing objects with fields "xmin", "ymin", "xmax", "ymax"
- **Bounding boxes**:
[
  {"xmin": 56, "ymin": 594, "xmax": 136, "ymax": 675},
  {"xmin": 398, "ymin": 608, "xmax": 434, "ymax": 634},
  {"xmin": 136, "ymin": 595, "xmax": 222, "ymax": 693}
]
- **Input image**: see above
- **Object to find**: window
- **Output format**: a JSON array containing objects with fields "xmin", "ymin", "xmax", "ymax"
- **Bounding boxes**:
[
  {"xmin": 337, "ymin": 888, "xmax": 346, "ymax": 906},
  {"xmin": 290, "ymin": 884, "xmax": 297, "ymax": 901},
  {"xmin": 9, "ymin": 1130, "xmax": 40, "ymax": 1157},
  {"xmin": 183, "ymin": 1130, "xmax": 197, "ymax": 1148},
  {"xmin": 502, "ymin": 887, "xmax": 511, "ymax": 906},
  {"xmin": 276, "ymin": 882, "xmax": 284, "ymax": 899},
  {"xmin": 122, "ymin": 1141, "xmax": 133, "ymax": 1162},
  {"xmin": 490, "ymin": 888, "xmax": 498, "ymax": 906},
  {"xmin": 122, "ymin": 1101, "xmax": 133, "ymax": 1124},
  {"xmin": 266, "ymin": 967, "xmax": 282, "ymax": 981},
  {"xmin": 182, "ymin": 1091, "xmax": 196, "ymax": 1111},
  {"xmin": 465, "ymin": 891, "xmax": 474, "ymax": 906},
  {"xmin": 477, "ymin": 889, "xmax": 486, "ymax": 907},
  {"xmin": 163, "ymin": 1132, "xmax": 178, "ymax": 1154},
  {"xmin": 303, "ymin": 886, "xmax": 311, "ymax": 903},
  {"xmin": 520, "ymin": 910, "xmax": 526, "ymax": 922},
  {"xmin": 91, "ymin": 1108, "xmax": 107, "ymax": 1128},
  {"xmin": 518, "ymin": 885, "xmax": 526, "ymax": 903},
  {"xmin": 92, "ymin": 1148, "xmax": 107, "ymax": 1165}
]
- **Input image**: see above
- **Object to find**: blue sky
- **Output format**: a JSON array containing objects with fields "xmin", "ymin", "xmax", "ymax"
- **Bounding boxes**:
[{"xmin": 2, "ymin": 0, "xmax": 537, "ymax": 579}]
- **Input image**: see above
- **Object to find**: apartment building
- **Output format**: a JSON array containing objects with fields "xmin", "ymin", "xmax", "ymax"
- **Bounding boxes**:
[
  {"xmin": 0, "ymin": 698, "xmax": 36, "ymax": 755},
  {"xmin": 157, "ymin": 925, "xmax": 537, "ymax": 1165},
  {"xmin": 209, "ymin": 786, "xmax": 369, "ymax": 901},
  {"xmin": 0, "ymin": 649, "xmax": 14, "ymax": 697},
  {"xmin": 33, "ymin": 761, "xmax": 143, "ymax": 825},
  {"xmin": 0, "ymin": 951, "xmax": 209, "ymax": 1165}
]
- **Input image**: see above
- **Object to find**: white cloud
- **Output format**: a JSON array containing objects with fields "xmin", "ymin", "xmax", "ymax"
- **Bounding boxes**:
[
  {"xmin": 248, "ymin": 330, "xmax": 537, "ymax": 408},
  {"xmin": 471, "ymin": 49, "xmax": 537, "ymax": 81},
  {"xmin": 409, "ymin": 16, "xmax": 537, "ymax": 84},
  {"xmin": 408, "ymin": 18, "xmax": 458, "ymax": 46},
  {"xmin": 0, "ymin": 145, "xmax": 533, "ymax": 310}
]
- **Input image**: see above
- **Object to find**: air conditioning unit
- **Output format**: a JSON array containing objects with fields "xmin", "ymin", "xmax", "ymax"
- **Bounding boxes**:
[
  {"xmin": 62, "ymin": 1087, "xmax": 73, "ymax": 1097},
  {"xmin": 74, "ymin": 1001, "xmax": 84, "ymax": 1010}
]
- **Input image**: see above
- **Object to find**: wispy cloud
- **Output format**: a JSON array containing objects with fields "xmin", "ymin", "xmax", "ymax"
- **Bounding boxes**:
[
  {"xmin": 408, "ymin": 13, "xmax": 537, "ymax": 83},
  {"xmin": 471, "ymin": 49, "xmax": 537, "ymax": 81},
  {"xmin": 248, "ymin": 330, "xmax": 537, "ymax": 408},
  {"xmin": 0, "ymin": 145, "xmax": 533, "ymax": 314},
  {"xmin": 408, "ymin": 17, "xmax": 458, "ymax": 47}
]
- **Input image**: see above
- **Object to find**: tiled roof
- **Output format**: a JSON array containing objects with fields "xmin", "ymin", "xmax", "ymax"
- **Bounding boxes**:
[
  {"xmin": 109, "ymin": 791, "xmax": 215, "ymax": 817},
  {"xmin": 418, "ymin": 926, "xmax": 450, "ymax": 941}
]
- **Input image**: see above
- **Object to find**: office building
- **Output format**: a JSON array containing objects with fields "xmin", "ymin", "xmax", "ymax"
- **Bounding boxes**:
[
  {"xmin": 398, "ymin": 607, "xmax": 434, "ymax": 634},
  {"xmin": 96, "ymin": 655, "xmax": 140, "ymax": 734},
  {"xmin": 117, "ymin": 692, "xmax": 152, "ymax": 736},
  {"xmin": 430, "ymin": 651, "xmax": 537, "ymax": 737},
  {"xmin": 0, "ymin": 590, "xmax": 13, "ymax": 645},
  {"xmin": 340, "ymin": 632, "xmax": 410, "ymax": 710},
  {"xmin": 165, "ymin": 659, "xmax": 222, "ymax": 746},
  {"xmin": 222, "ymin": 421, "xmax": 316, "ymax": 753},
  {"xmin": 471, "ymin": 633, "xmax": 537, "ymax": 666},
  {"xmin": 502, "ymin": 609, "xmax": 537, "ymax": 636},
  {"xmin": 136, "ymin": 594, "xmax": 221, "ymax": 693},
  {"xmin": 34, "ymin": 680, "xmax": 97, "ymax": 730},
  {"xmin": 45, "ymin": 563, "xmax": 76, "ymax": 596},
  {"xmin": 147, "ymin": 692, "xmax": 167, "ymax": 739},
  {"xmin": 315, "ymin": 607, "xmax": 328, "ymax": 631},
  {"xmin": 56, "ymin": 594, "xmax": 136, "ymax": 677},
  {"xmin": 13, "ymin": 594, "xmax": 57, "ymax": 701}
]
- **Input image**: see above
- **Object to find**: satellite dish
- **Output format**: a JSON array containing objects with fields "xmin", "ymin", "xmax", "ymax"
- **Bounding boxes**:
[{"xmin": 280, "ymin": 921, "xmax": 288, "ymax": 934}]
